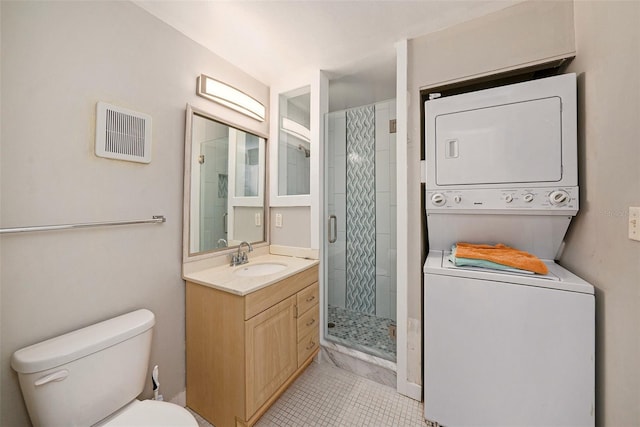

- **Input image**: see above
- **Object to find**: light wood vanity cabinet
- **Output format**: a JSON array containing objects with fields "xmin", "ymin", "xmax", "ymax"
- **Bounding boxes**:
[{"xmin": 186, "ymin": 264, "xmax": 319, "ymax": 427}]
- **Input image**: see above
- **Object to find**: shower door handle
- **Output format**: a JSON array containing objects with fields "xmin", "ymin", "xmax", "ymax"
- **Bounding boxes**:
[{"xmin": 328, "ymin": 215, "xmax": 337, "ymax": 243}]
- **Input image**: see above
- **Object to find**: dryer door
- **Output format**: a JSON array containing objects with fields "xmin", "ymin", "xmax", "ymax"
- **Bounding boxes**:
[{"xmin": 434, "ymin": 96, "xmax": 562, "ymax": 186}]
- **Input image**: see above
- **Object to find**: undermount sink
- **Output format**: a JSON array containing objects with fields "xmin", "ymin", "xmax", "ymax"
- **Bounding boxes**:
[{"xmin": 234, "ymin": 262, "xmax": 288, "ymax": 277}]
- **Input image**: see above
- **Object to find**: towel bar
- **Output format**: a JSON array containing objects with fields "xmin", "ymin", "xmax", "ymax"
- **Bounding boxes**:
[{"xmin": 0, "ymin": 215, "xmax": 166, "ymax": 234}]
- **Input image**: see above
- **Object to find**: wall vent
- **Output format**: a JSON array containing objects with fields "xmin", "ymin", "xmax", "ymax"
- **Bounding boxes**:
[{"xmin": 95, "ymin": 102, "xmax": 152, "ymax": 163}]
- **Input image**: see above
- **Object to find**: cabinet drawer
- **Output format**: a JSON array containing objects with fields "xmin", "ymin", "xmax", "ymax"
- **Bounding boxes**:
[
  {"xmin": 245, "ymin": 265, "xmax": 318, "ymax": 320},
  {"xmin": 297, "ymin": 329, "xmax": 319, "ymax": 366},
  {"xmin": 296, "ymin": 282, "xmax": 319, "ymax": 316},
  {"xmin": 297, "ymin": 303, "xmax": 319, "ymax": 341}
]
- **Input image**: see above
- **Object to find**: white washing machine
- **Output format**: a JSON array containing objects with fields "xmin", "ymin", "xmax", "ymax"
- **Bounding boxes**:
[
  {"xmin": 424, "ymin": 251, "xmax": 594, "ymax": 426},
  {"xmin": 423, "ymin": 74, "xmax": 595, "ymax": 426}
]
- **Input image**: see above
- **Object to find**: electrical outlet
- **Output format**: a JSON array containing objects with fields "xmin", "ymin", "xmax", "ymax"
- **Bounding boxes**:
[
  {"xmin": 275, "ymin": 213, "xmax": 283, "ymax": 228},
  {"xmin": 629, "ymin": 207, "xmax": 640, "ymax": 241},
  {"xmin": 255, "ymin": 213, "xmax": 261, "ymax": 226}
]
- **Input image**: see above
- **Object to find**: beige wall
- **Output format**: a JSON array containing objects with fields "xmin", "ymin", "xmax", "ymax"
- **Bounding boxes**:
[
  {"xmin": 0, "ymin": 2, "xmax": 268, "ymax": 426},
  {"xmin": 408, "ymin": 0, "xmax": 576, "ymax": 386},
  {"xmin": 562, "ymin": 2, "xmax": 640, "ymax": 425},
  {"xmin": 270, "ymin": 207, "xmax": 311, "ymax": 248},
  {"xmin": 412, "ymin": 1, "xmax": 575, "ymax": 89}
]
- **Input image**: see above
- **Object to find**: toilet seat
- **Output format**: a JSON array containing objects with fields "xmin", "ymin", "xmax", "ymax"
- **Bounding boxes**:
[{"xmin": 97, "ymin": 400, "xmax": 198, "ymax": 426}]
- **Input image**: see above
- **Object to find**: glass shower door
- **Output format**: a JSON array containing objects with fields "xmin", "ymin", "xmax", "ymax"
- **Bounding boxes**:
[{"xmin": 324, "ymin": 101, "xmax": 397, "ymax": 362}]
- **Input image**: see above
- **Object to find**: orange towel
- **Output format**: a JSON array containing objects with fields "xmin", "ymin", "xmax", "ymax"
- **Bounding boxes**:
[{"xmin": 455, "ymin": 242, "xmax": 549, "ymax": 275}]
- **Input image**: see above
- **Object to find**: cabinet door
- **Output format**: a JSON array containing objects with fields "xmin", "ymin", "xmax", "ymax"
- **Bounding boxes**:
[{"xmin": 245, "ymin": 295, "xmax": 297, "ymax": 418}]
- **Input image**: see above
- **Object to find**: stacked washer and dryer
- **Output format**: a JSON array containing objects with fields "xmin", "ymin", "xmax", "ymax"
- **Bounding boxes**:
[{"xmin": 423, "ymin": 73, "xmax": 595, "ymax": 426}]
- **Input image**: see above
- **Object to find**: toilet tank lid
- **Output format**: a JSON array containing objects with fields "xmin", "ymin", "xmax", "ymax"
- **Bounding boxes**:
[{"xmin": 11, "ymin": 309, "xmax": 155, "ymax": 374}]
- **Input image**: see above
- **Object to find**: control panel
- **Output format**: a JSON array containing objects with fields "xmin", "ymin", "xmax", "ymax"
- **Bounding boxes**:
[{"xmin": 426, "ymin": 187, "xmax": 579, "ymax": 212}]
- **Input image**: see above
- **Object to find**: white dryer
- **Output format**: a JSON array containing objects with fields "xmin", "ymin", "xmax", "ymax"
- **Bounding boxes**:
[{"xmin": 423, "ymin": 74, "xmax": 595, "ymax": 426}]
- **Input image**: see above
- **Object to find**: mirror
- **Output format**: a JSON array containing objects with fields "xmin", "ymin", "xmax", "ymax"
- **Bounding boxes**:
[
  {"xmin": 278, "ymin": 86, "xmax": 311, "ymax": 196},
  {"xmin": 184, "ymin": 105, "xmax": 266, "ymax": 258}
]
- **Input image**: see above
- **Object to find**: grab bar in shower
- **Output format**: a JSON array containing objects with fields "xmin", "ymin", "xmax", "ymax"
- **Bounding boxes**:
[
  {"xmin": 0, "ymin": 215, "xmax": 166, "ymax": 234},
  {"xmin": 328, "ymin": 215, "xmax": 337, "ymax": 243}
]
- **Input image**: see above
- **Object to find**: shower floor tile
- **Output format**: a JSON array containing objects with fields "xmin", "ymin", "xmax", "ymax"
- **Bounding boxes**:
[
  {"xmin": 190, "ymin": 360, "xmax": 428, "ymax": 427},
  {"xmin": 327, "ymin": 305, "xmax": 396, "ymax": 362}
]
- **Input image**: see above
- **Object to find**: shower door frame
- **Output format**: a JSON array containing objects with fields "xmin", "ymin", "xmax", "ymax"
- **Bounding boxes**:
[{"xmin": 318, "ymin": 41, "xmax": 418, "ymax": 399}]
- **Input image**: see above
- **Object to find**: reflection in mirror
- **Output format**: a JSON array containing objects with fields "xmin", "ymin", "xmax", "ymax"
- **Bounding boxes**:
[
  {"xmin": 186, "ymin": 107, "xmax": 266, "ymax": 257},
  {"xmin": 278, "ymin": 86, "xmax": 311, "ymax": 196}
]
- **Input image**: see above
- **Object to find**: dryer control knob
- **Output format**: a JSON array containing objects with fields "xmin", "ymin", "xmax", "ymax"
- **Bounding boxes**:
[
  {"xmin": 504, "ymin": 194, "xmax": 514, "ymax": 203},
  {"xmin": 431, "ymin": 193, "xmax": 446, "ymax": 206},
  {"xmin": 549, "ymin": 190, "xmax": 570, "ymax": 206},
  {"xmin": 454, "ymin": 195, "xmax": 462, "ymax": 204},
  {"xmin": 523, "ymin": 193, "xmax": 534, "ymax": 203}
]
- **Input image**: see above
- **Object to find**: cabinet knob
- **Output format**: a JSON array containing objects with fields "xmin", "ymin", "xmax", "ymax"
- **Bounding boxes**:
[
  {"xmin": 306, "ymin": 318, "xmax": 316, "ymax": 327},
  {"xmin": 306, "ymin": 295, "xmax": 316, "ymax": 303},
  {"xmin": 306, "ymin": 341, "xmax": 316, "ymax": 350}
]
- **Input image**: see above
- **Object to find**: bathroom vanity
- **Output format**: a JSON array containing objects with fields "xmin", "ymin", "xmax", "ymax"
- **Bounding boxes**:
[
  {"xmin": 181, "ymin": 103, "xmax": 319, "ymax": 426},
  {"xmin": 184, "ymin": 257, "xmax": 319, "ymax": 427}
]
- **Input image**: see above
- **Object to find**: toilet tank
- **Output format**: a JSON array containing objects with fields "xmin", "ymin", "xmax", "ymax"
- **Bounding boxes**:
[{"xmin": 11, "ymin": 309, "xmax": 155, "ymax": 427}]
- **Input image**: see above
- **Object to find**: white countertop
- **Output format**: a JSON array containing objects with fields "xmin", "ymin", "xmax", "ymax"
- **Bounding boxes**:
[{"xmin": 183, "ymin": 254, "xmax": 318, "ymax": 296}]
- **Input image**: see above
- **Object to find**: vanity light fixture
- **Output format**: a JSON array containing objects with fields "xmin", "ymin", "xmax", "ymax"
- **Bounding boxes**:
[
  {"xmin": 281, "ymin": 117, "xmax": 311, "ymax": 143},
  {"xmin": 196, "ymin": 74, "xmax": 265, "ymax": 122}
]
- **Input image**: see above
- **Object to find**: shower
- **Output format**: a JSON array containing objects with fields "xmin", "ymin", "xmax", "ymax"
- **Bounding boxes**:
[{"xmin": 324, "ymin": 100, "xmax": 397, "ymax": 362}]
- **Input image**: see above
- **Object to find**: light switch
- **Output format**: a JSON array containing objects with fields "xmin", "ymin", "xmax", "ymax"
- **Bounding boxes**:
[
  {"xmin": 255, "ymin": 213, "xmax": 261, "ymax": 227},
  {"xmin": 629, "ymin": 207, "xmax": 640, "ymax": 241},
  {"xmin": 275, "ymin": 213, "xmax": 283, "ymax": 228}
]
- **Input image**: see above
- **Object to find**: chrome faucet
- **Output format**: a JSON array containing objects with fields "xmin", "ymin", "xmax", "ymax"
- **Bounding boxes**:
[{"xmin": 230, "ymin": 241, "xmax": 253, "ymax": 266}]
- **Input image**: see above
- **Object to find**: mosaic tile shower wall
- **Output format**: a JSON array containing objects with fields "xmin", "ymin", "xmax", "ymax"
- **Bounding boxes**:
[{"xmin": 345, "ymin": 105, "xmax": 376, "ymax": 314}]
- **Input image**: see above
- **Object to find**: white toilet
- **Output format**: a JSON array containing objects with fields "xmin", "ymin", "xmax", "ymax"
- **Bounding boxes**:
[{"xmin": 11, "ymin": 309, "xmax": 198, "ymax": 427}]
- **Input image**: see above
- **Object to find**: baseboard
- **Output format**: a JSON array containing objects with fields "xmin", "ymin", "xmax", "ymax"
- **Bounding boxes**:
[
  {"xmin": 169, "ymin": 390, "xmax": 187, "ymax": 407},
  {"xmin": 398, "ymin": 380, "xmax": 422, "ymax": 401}
]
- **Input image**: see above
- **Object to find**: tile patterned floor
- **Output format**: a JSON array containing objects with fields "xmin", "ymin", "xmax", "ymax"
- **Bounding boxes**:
[
  {"xmin": 327, "ymin": 305, "xmax": 397, "ymax": 362},
  {"xmin": 190, "ymin": 361, "xmax": 427, "ymax": 427}
]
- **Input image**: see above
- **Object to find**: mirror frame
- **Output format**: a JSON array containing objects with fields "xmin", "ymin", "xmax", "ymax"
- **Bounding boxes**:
[
  {"xmin": 276, "ymin": 85, "xmax": 312, "ymax": 198},
  {"xmin": 182, "ymin": 104, "xmax": 270, "ymax": 263}
]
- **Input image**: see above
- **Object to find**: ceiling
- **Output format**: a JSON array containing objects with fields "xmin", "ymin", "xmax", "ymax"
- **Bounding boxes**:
[{"xmin": 135, "ymin": 1, "xmax": 522, "ymax": 87}]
